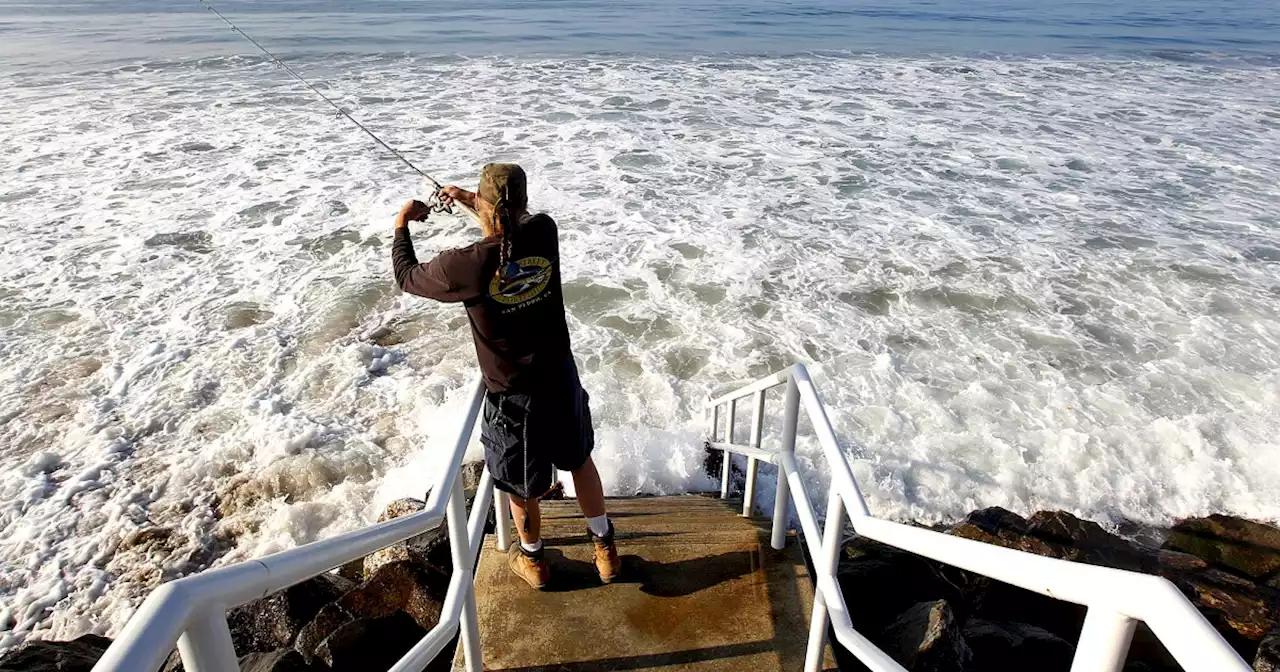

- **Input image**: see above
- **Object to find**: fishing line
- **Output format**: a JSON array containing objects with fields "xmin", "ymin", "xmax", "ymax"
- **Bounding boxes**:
[{"xmin": 198, "ymin": 0, "xmax": 474, "ymax": 217}]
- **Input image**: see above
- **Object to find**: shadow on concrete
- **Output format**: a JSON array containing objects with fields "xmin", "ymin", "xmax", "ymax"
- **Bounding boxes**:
[
  {"xmin": 542, "ymin": 550, "xmax": 763, "ymax": 597},
  {"xmin": 489, "ymin": 639, "xmax": 776, "ymax": 671}
]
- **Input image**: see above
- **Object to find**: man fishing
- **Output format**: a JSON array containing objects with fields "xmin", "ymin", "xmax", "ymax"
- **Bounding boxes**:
[{"xmin": 391, "ymin": 163, "xmax": 620, "ymax": 590}]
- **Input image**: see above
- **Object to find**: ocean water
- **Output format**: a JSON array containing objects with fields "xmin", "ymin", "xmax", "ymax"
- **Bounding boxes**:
[{"xmin": 2, "ymin": 0, "xmax": 1280, "ymax": 651}]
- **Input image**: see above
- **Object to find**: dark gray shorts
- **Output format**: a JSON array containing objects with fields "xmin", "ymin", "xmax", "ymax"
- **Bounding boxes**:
[{"xmin": 479, "ymin": 362, "xmax": 594, "ymax": 501}]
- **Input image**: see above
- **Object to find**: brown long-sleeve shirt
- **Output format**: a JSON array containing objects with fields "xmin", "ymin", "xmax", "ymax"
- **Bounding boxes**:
[{"xmin": 392, "ymin": 214, "xmax": 573, "ymax": 393}]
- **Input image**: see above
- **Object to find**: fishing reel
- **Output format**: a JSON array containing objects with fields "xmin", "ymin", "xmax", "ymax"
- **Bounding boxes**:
[{"xmin": 425, "ymin": 187, "xmax": 454, "ymax": 216}]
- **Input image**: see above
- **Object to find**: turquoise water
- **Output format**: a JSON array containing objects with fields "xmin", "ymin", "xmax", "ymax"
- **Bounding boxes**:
[{"xmin": 2, "ymin": 0, "xmax": 1279, "ymax": 67}]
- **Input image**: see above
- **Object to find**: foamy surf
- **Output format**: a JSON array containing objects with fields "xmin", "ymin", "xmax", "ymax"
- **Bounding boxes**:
[{"xmin": 1, "ymin": 54, "xmax": 1278, "ymax": 651}]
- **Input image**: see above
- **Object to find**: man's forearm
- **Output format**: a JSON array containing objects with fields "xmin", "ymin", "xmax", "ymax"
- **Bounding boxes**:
[{"xmin": 392, "ymin": 227, "xmax": 419, "ymax": 288}]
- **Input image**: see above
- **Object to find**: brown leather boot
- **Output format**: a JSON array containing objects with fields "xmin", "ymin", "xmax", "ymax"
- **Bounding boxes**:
[
  {"xmin": 589, "ymin": 521, "xmax": 620, "ymax": 584},
  {"xmin": 508, "ymin": 545, "xmax": 550, "ymax": 590}
]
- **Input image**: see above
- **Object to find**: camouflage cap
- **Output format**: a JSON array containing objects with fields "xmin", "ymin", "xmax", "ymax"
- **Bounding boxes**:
[{"xmin": 478, "ymin": 163, "xmax": 527, "ymax": 210}]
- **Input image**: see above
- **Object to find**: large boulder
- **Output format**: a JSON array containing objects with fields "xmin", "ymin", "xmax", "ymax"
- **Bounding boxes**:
[
  {"xmin": 226, "ymin": 572, "xmax": 355, "ymax": 654},
  {"xmin": 1256, "ymin": 628, "xmax": 1280, "ymax": 672},
  {"xmin": 1166, "ymin": 515, "xmax": 1280, "ymax": 582},
  {"xmin": 1026, "ymin": 511, "xmax": 1152, "ymax": 572},
  {"xmin": 0, "ymin": 634, "xmax": 112, "ymax": 671},
  {"xmin": 295, "ymin": 560, "xmax": 446, "ymax": 663},
  {"xmin": 962, "ymin": 619, "xmax": 1073, "ymax": 671},
  {"xmin": 362, "ymin": 498, "xmax": 451, "ymax": 580},
  {"xmin": 947, "ymin": 507, "xmax": 1058, "ymax": 557},
  {"xmin": 337, "ymin": 560, "xmax": 446, "ymax": 630},
  {"xmin": 881, "ymin": 600, "xmax": 972, "ymax": 671},
  {"xmin": 836, "ymin": 536, "xmax": 954, "ymax": 636},
  {"xmin": 1163, "ymin": 567, "xmax": 1280, "ymax": 655},
  {"xmin": 313, "ymin": 612, "xmax": 425, "ymax": 671}
]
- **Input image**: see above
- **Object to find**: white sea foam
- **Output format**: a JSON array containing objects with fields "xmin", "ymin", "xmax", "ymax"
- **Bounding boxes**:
[{"xmin": 1, "ymin": 54, "xmax": 1279, "ymax": 648}]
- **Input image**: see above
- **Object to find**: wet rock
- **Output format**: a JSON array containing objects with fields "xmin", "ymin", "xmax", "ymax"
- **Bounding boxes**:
[
  {"xmin": 1027, "ymin": 510, "xmax": 1118, "ymax": 549},
  {"xmin": 1156, "ymin": 548, "xmax": 1209, "ymax": 572},
  {"xmin": 882, "ymin": 600, "xmax": 971, "ymax": 671},
  {"xmin": 962, "ymin": 619, "xmax": 1073, "ymax": 671},
  {"xmin": 226, "ymin": 572, "xmax": 355, "ymax": 654},
  {"xmin": 461, "ymin": 460, "xmax": 486, "ymax": 494},
  {"xmin": 1166, "ymin": 515, "xmax": 1280, "ymax": 581},
  {"xmin": 837, "ymin": 536, "xmax": 953, "ymax": 636},
  {"xmin": 1256, "ymin": 628, "xmax": 1280, "ymax": 672},
  {"xmin": 293, "ymin": 603, "xmax": 353, "ymax": 664},
  {"xmin": 338, "ymin": 560, "xmax": 446, "ymax": 630},
  {"xmin": 1027, "ymin": 510, "xmax": 1156, "ymax": 573},
  {"xmin": 239, "ymin": 649, "xmax": 326, "ymax": 672},
  {"xmin": 161, "ymin": 650, "xmax": 184, "ymax": 672},
  {"xmin": 295, "ymin": 560, "xmax": 446, "ymax": 662},
  {"xmin": 1164, "ymin": 567, "xmax": 1279, "ymax": 653},
  {"xmin": 948, "ymin": 507, "xmax": 1057, "ymax": 557},
  {"xmin": 0, "ymin": 634, "xmax": 112, "ymax": 671},
  {"xmin": 362, "ymin": 498, "xmax": 450, "ymax": 579},
  {"xmin": 336, "ymin": 559, "xmax": 365, "ymax": 584},
  {"xmin": 315, "ymin": 612, "xmax": 425, "ymax": 671},
  {"xmin": 834, "ymin": 509, "xmax": 1280, "ymax": 670}
]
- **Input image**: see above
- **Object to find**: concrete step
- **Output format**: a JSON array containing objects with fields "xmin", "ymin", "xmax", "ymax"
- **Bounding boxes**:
[{"xmin": 457, "ymin": 495, "xmax": 835, "ymax": 671}]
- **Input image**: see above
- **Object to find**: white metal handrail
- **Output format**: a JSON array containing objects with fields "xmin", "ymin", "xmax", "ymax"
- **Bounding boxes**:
[
  {"xmin": 706, "ymin": 363, "xmax": 1249, "ymax": 672},
  {"xmin": 93, "ymin": 376, "xmax": 497, "ymax": 672}
]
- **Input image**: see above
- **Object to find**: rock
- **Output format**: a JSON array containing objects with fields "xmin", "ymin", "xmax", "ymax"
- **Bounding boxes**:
[
  {"xmin": 962, "ymin": 619, "xmax": 1073, "ymax": 671},
  {"xmin": 0, "ymin": 634, "xmax": 112, "ymax": 671},
  {"xmin": 1027, "ymin": 510, "xmax": 1119, "ymax": 550},
  {"xmin": 1167, "ymin": 515, "xmax": 1280, "ymax": 581},
  {"xmin": 882, "ymin": 600, "xmax": 972, "ymax": 671},
  {"xmin": 1165, "ymin": 567, "xmax": 1279, "ymax": 653},
  {"xmin": 296, "ymin": 560, "xmax": 446, "ymax": 662},
  {"xmin": 1256, "ymin": 628, "xmax": 1280, "ymax": 672},
  {"xmin": 380, "ymin": 497, "xmax": 429, "ymax": 523},
  {"xmin": 836, "ymin": 536, "xmax": 953, "ymax": 636},
  {"xmin": 336, "ymin": 560, "xmax": 364, "ymax": 584},
  {"xmin": 362, "ymin": 498, "xmax": 451, "ymax": 580},
  {"xmin": 1156, "ymin": 549, "xmax": 1209, "ymax": 572},
  {"xmin": 162, "ymin": 650, "xmax": 184, "ymax": 672},
  {"xmin": 948, "ymin": 507, "xmax": 1058, "ymax": 557},
  {"xmin": 226, "ymin": 572, "xmax": 355, "ymax": 654},
  {"xmin": 315, "ymin": 612, "xmax": 426, "ymax": 671},
  {"xmin": 337, "ymin": 560, "xmax": 446, "ymax": 630},
  {"xmin": 461, "ymin": 460, "xmax": 485, "ymax": 494},
  {"xmin": 239, "ymin": 649, "xmax": 326, "ymax": 671},
  {"xmin": 294, "ymin": 603, "xmax": 354, "ymax": 664}
]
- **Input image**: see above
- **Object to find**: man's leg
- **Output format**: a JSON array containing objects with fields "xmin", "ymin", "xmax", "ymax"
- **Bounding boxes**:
[
  {"xmin": 571, "ymin": 456, "xmax": 606, "ymax": 519},
  {"xmin": 572, "ymin": 457, "xmax": 620, "ymax": 583},
  {"xmin": 506, "ymin": 493, "xmax": 549, "ymax": 589},
  {"xmin": 508, "ymin": 494, "xmax": 543, "ymax": 547}
]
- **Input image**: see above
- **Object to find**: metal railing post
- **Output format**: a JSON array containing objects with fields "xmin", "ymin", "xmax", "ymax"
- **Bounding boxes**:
[
  {"xmin": 1071, "ymin": 609, "xmax": 1136, "ymax": 672},
  {"xmin": 804, "ymin": 488, "xmax": 845, "ymax": 672},
  {"xmin": 448, "ymin": 476, "xmax": 482, "ymax": 672},
  {"xmin": 772, "ymin": 375, "xmax": 799, "ymax": 550},
  {"xmin": 177, "ymin": 608, "xmax": 237, "ymax": 672},
  {"xmin": 720, "ymin": 399, "xmax": 736, "ymax": 499},
  {"xmin": 494, "ymin": 486, "xmax": 512, "ymax": 552},
  {"xmin": 743, "ymin": 390, "xmax": 765, "ymax": 517}
]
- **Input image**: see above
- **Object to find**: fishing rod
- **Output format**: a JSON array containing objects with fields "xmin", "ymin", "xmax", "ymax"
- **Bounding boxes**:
[{"xmin": 197, "ymin": 0, "xmax": 477, "ymax": 221}]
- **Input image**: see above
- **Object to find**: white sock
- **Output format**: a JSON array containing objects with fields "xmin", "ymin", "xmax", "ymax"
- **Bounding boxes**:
[
  {"xmin": 587, "ymin": 514, "xmax": 610, "ymax": 538},
  {"xmin": 520, "ymin": 538, "xmax": 543, "ymax": 554}
]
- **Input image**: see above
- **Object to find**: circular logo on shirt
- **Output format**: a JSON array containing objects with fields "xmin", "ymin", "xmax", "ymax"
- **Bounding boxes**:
[{"xmin": 489, "ymin": 256, "xmax": 553, "ymax": 305}]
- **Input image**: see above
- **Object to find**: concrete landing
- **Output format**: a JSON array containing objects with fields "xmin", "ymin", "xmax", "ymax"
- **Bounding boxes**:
[{"xmin": 459, "ymin": 495, "xmax": 835, "ymax": 671}]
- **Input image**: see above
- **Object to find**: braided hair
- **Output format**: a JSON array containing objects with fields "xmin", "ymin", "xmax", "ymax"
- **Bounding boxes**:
[{"xmin": 493, "ymin": 193, "xmax": 519, "ymax": 280}]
